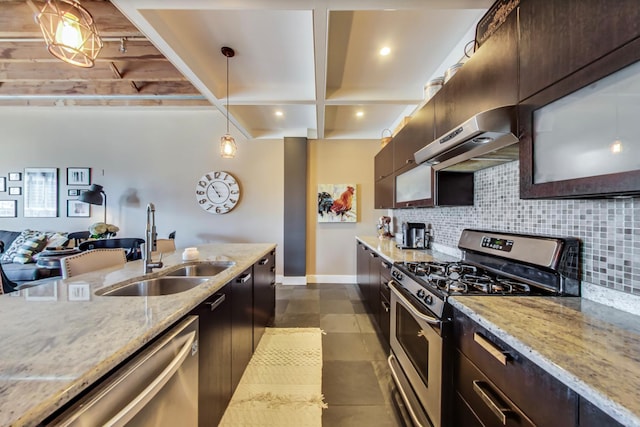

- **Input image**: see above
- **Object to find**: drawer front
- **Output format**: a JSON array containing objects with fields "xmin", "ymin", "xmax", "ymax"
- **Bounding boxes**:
[
  {"xmin": 454, "ymin": 311, "xmax": 577, "ymax": 427},
  {"xmin": 379, "ymin": 260, "xmax": 392, "ymax": 301},
  {"xmin": 456, "ymin": 350, "xmax": 535, "ymax": 427}
]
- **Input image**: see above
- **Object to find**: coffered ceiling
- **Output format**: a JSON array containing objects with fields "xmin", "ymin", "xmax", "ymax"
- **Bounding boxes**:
[{"xmin": 0, "ymin": 0, "xmax": 492, "ymax": 140}]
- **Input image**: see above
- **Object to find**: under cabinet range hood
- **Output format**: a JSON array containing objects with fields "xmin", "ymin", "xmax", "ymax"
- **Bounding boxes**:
[{"xmin": 414, "ymin": 105, "xmax": 519, "ymax": 172}]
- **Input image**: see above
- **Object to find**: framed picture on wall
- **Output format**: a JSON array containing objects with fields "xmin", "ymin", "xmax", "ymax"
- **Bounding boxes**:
[
  {"xmin": 68, "ymin": 189, "xmax": 79, "ymax": 196},
  {"xmin": 67, "ymin": 200, "xmax": 90, "ymax": 217},
  {"xmin": 8, "ymin": 172, "xmax": 21, "ymax": 181},
  {"xmin": 317, "ymin": 184, "xmax": 357, "ymax": 223},
  {"xmin": 0, "ymin": 177, "xmax": 5, "ymax": 192},
  {"xmin": 67, "ymin": 168, "xmax": 90, "ymax": 185},
  {"xmin": 24, "ymin": 167, "xmax": 58, "ymax": 218},
  {"xmin": 8, "ymin": 187, "xmax": 21, "ymax": 196},
  {"xmin": 0, "ymin": 200, "xmax": 17, "ymax": 217}
]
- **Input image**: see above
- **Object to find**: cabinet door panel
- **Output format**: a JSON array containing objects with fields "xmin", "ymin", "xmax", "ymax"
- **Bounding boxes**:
[
  {"xmin": 393, "ymin": 102, "xmax": 435, "ymax": 171},
  {"xmin": 253, "ymin": 250, "xmax": 276, "ymax": 351},
  {"xmin": 435, "ymin": 12, "xmax": 518, "ymax": 138},
  {"xmin": 231, "ymin": 267, "xmax": 254, "ymax": 391},
  {"xmin": 374, "ymin": 174, "xmax": 394, "ymax": 209},
  {"xmin": 375, "ymin": 142, "xmax": 394, "ymax": 180},
  {"xmin": 193, "ymin": 285, "xmax": 232, "ymax": 426}
]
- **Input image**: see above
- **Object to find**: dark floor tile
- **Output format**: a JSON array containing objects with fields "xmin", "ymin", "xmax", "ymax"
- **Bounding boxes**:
[
  {"xmin": 320, "ymin": 314, "xmax": 360, "ymax": 333},
  {"xmin": 361, "ymin": 333, "xmax": 389, "ymax": 361},
  {"xmin": 320, "ymin": 299, "xmax": 355, "ymax": 314},
  {"xmin": 273, "ymin": 312, "xmax": 320, "ymax": 328},
  {"xmin": 322, "ymin": 404, "xmax": 400, "ymax": 427},
  {"xmin": 323, "ymin": 332, "xmax": 371, "ymax": 361},
  {"xmin": 275, "ymin": 299, "xmax": 289, "ymax": 314},
  {"xmin": 355, "ymin": 313, "xmax": 378, "ymax": 333},
  {"xmin": 285, "ymin": 298, "xmax": 320, "ymax": 314},
  {"xmin": 352, "ymin": 301, "xmax": 367, "ymax": 314},
  {"xmin": 319, "ymin": 287, "xmax": 350, "ymax": 299},
  {"xmin": 323, "ymin": 360, "xmax": 386, "ymax": 405}
]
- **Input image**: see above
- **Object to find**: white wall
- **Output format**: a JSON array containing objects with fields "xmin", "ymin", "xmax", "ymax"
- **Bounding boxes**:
[
  {"xmin": 307, "ymin": 138, "xmax": 386, "ymax": 282},
  {"xmin": 0, "ymin": 107, "xmax": 382, "ymax": 281},
  {"xmin": 0, "ymin": 107, "xmax": 285, "ymax": 273}
]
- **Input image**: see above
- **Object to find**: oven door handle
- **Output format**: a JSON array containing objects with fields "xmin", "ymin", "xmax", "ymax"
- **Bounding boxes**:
[{"xmin": 389, "ymin": 280, "xmax": 441, "ymax": 325}]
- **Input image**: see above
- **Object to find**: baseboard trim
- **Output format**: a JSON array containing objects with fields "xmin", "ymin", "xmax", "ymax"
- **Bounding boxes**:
[
  {"xmin": 307, "ymin": 275, "xmax": 356, "ymax": 284},
  {"xmin": 279, "ymin": 275, "xmax": 307, "ymax": 286}
]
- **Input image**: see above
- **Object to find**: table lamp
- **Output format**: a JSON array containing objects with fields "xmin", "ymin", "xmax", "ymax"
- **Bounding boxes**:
[{"xmin": 79, "ymin": 184, "xmax": 107, "ymax": 223}]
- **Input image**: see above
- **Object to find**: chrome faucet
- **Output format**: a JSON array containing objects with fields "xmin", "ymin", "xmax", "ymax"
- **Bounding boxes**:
[{"xmin": 144, "ymin": 203, "xmax": 163, "ymax": 274}]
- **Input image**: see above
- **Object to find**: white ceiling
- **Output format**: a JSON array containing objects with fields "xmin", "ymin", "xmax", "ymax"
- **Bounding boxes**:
[{"xmin": 110, "ymin": 0, "xmax": 492, "ymax": 140}]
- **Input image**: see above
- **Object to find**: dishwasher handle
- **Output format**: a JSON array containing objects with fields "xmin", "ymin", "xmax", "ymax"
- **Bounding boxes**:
[{"xmin": 104, "ymin": 330, "xmax": 197, "ymax": 427}]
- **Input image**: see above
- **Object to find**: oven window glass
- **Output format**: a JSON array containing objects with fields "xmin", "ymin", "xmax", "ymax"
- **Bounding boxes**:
[
  {"xmin": 532, "ymin": 59, "xmax": 640, "ymax": 184},
  {"xmin": 397, "ymin": 304, "xmax": 430, "ymax": 386}
]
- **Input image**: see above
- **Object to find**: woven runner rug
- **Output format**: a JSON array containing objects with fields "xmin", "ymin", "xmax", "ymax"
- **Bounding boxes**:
[{"xmin": 219, "ymin": 327, "xmax": 326, "ymax": 426}]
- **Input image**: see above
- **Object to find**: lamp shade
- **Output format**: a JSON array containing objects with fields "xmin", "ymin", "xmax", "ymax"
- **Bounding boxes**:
[
  {"xmin": 79, "ymin": 184, "xmax": 104, "ymax": 205},
  {"xmin": 35, "ymin": 0, "xmax": 103, "ymax": 68}
]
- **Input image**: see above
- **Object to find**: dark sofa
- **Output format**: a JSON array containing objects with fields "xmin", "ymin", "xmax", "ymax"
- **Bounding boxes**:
[{"xmin": 0, "ymin": 230, "xmax": 57, "ymax": 284}]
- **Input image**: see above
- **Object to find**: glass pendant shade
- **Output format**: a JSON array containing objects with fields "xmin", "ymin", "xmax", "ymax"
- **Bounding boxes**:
[
  {"xmin": 35, "ymin": 0, "xmax": 103, "ymax": 68},
  {"xmin": 220, "ymin": 134, "xmax": 237, "ymax": 158}
]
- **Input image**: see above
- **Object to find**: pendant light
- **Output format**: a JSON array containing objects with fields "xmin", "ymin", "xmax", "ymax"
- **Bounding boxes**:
[
  {"xmin": 220, "ymin": 46, "xmax": 237, "ymax": 158},
  {"xmin": 35, "ymin": 0, "xmax": 103, "ymax": 68}
]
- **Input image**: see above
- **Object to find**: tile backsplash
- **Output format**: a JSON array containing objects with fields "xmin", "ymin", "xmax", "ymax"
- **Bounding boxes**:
[{"xmin": 392, "ymin": 161, "xmax": 640, "ymax": 296}]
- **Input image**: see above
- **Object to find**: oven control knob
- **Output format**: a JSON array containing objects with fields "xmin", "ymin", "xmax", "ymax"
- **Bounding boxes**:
[
  {"xmin": 417, "ymin": 289, "xmax": 426, "ymax": 299},
  {"xmin": 424, "ymin": 294, "xmax": 433, "ymax": 305}
]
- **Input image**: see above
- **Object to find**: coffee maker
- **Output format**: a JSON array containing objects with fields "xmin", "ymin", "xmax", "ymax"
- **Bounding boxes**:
[{"xmin": 401, "ymin": 222, "xmax": 426, "ymax": 249}]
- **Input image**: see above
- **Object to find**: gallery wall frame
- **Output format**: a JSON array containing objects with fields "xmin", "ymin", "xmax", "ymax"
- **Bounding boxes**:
[
  {"xmin": 0, "ymin": 177, "xmax": 5, "ymax": 192},
  {"xmin": 24, "ymin": 167, "xmax": 58, "ymax": 218},
  {"xmin": 0, "ymin": 200, "xmax": 17, "ymax": 217},
  {"xmin": 8, "ymin": 187, "xmax": 21, "ymax": 196},
  {"xmin": 8, "ymin": 172, "xmax": 21, "ymax": 181},
  {"xmin": 67, "ymin": 167, "xmax": 91, "ymax": 186},
  {"xmin": 67, "ymin": 200, "xmax": 90, "ymax": 217}
]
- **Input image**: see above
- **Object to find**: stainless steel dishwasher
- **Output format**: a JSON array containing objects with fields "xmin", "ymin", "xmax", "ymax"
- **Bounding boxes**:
[{"xmin": 50, "ymin": 315, "xmax": 199, "ymax": 427}]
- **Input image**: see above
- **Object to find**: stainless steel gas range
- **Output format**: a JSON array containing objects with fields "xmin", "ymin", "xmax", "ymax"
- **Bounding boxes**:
[{"xmin": 387, "ymin": 229, "xmax": 580, "ymax": 427}]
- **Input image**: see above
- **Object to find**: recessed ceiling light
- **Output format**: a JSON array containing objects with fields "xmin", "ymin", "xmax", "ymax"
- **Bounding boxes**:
[
  {"xmin": 356, "ymin": 111, "xmax": 364, "ymax": 117},
  {"xmin": 379, "ymin": 47, "xmax": 391, "ymax": 56},
  {"xmin": 275, "ymin": 111, "xmax": 283, "ymax": 117}
]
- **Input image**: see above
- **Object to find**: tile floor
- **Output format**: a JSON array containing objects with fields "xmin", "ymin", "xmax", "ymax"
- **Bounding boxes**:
[{"xmin": 273, "ymin": 283, "xmax": 405, "ymax": 426}]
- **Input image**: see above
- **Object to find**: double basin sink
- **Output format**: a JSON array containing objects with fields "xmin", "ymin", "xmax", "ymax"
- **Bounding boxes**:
[{"xmin": 95, "ymin": 261, "xmax": 235, "ymax": 297}]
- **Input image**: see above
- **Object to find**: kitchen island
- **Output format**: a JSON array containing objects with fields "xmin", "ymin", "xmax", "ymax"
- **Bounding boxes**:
[{"xmin": 0, "ymin": 243, "xmax": 275, "ymax": 427}]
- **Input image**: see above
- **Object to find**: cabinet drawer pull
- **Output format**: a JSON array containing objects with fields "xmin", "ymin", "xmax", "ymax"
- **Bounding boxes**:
[
  {"xmin": 381, "ymin": 262, "xmax": 391, "ymax": 269},
  {"xmin": 259, "ymin": 258, "xmax": 269, "ymax": 265},
  {"xmin": 270, "ymin": 266, "xmax": 275, "ymax": 273},
  {"xmin": 369, "ymin": 252, "xmax": 379, "ymax": 258},
  {"xmin": 474, "ymin": 332, "xmax": 509, "ymax": 365},
  {"xmin": 472, "ymin": 380, "xmax": 511, "ymax": 425},
  {"xmin": 236, "ymin": 273, "xmax": 252, "ymax": 283},
  {"xmin": 205, "ymin": 293, "xmax": 226, "ymax": 311},
  {"xmin": 381, "ymin": 301, "xmax": 390, "ymax": 313},
  {"xmin": 406, "ymin": 159, "xmax": 414, "ymax": 164}
]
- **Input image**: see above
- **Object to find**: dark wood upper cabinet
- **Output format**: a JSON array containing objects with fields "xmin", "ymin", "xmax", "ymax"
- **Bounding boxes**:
[
  {"xmin": 519, "ymin": 0, "xmax": 640, "ymax": 102},
  {"xmin": 374, "ymin": 142, "xmax": 394, "ymax": 181},
  {"xmin": 374, "ymin": 174, "xmax": 394, "ymax": 209},
  {"xmin": 519, "ymin": 26, "xmax": 640, "ymax": 198},
  {"xmin": 434, "ymin": 11, "xmax": 518, "ymax": 139},
  {"xmin": 393, "ymin": 102, "xmax": 435, "ymax": 171}
]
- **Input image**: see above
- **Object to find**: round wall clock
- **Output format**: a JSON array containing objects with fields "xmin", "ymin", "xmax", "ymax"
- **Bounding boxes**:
[{"xmin": 195, "ymin": 171, "xmax": 241, "ymax": 214}]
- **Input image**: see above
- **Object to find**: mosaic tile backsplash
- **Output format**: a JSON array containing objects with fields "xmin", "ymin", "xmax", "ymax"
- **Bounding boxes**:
[{"xmin": 392, "ymin": 161, "xmax": 640, "ymax": 295}]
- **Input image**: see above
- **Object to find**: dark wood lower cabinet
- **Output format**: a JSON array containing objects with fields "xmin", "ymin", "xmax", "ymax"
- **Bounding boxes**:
[
  {"xmin": 192, "ymin": 285, "xmax": 232, "ymax": 427},
  {"xmin": 231, "ymin": 267, "xmax": 254, "ymax": 390},
  {"xmin": 253, "ymin": 250, "xmax": 276, "ymax": 351}
]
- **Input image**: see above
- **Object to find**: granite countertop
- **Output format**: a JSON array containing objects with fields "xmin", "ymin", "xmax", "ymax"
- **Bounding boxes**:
[
  {"xmin": 450, "ymin": 296, "xmax": 640, "ymax": 427},
  {"xmin": 356, "ymin": 235, "xmax": 457, "ymax": 264},
  {"xmin": 0, "ymin": 243, "xmax": 275, "ymax": 427}
]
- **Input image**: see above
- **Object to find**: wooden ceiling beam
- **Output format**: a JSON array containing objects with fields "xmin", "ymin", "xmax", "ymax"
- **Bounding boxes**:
[
  {"xmin": 0, "ymin": 40, "xmax": 166, "ymax": 62},
  {"xmin": 0, "ymin": 80, "xmax": 204, "ymax": 96},
  {"xmin": 0, "ymin": 98, "xmax": 212, "ymax": 107},
  {"xmin": 0, "ymin": 60, "xmax": 188, "ymax": 81}
]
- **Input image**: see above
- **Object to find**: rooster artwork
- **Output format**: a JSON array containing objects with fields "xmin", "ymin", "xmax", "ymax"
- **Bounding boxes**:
[{"xmin": 317, "ymin": 184, "xmax": 357, "ymax": 223}]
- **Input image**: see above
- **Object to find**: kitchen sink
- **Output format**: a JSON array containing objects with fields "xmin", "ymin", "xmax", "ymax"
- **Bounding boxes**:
[
  {"xmin": 96, "ymin": 277, "xmax": 211, "ymax": 297},
  {"xmin": 164, "ymin": 261, "xmax": 235, "ymax": 277}
]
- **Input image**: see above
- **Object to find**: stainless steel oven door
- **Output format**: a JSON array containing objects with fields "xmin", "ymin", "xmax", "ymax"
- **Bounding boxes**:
[{"xmin": 388, "ymin": 280, "xmax": 443, "ymax": 427}]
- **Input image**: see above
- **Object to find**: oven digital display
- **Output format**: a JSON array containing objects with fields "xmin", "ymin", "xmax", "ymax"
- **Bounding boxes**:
[{"xmin": 481, "ymin": 236, "xmax": 514, "ymax": 252}]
